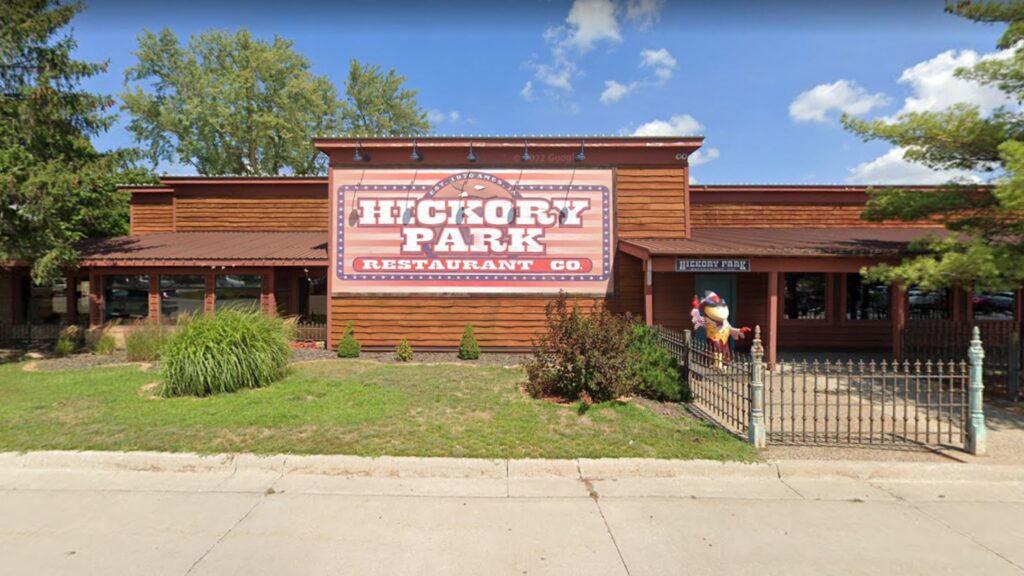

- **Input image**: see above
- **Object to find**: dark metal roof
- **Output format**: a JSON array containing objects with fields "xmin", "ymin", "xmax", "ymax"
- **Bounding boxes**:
[
  {"xmin": 77, "ymin": 232, "xmax": 328, "ymax": 267},
  {"xmin": 621, "ymin": 228, "xmax": 944, "ymax": 257}
]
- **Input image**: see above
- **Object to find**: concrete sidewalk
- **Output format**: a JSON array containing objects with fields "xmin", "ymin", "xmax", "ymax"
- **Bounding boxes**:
[{"xmin": 0, "ymin": 452, "xmax": 1022, "ymax": 575}]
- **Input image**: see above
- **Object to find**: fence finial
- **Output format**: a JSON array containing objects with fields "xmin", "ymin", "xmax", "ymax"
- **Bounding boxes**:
[
  {"xmin": 751, "ymin": 325, "xmax": 764, "ymax": 357},
  {"xmin": 966, "ymin": 325, "xmax": 987, "ymax": 456}
]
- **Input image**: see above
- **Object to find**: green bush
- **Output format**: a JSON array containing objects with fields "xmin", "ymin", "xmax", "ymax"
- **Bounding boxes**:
[
  {"xmin": 53, "ymin": 325, "xmax": 84, "ymax": 357},
  {"xmin": 524, "ymin": 292, "xmax": 634, "ymax": 403},
  {"xmin": 395, "ymin": 338, "xmax": 414, "ymax": 362},
  {"xmin": 337, "ymin": 321, "xmax": 361, "ymax": 358},
  {"xmin": 125, "ymin": 321, "xmax": 174, "ymax": 362},
  {"xmin": 458, "ymin": 324, "xmax": 480, "ymax": 360},
  {"xmin": 94, "ymin": 332, "xmax": 117, "ymax": 356},
  {"xmin": 628, "ymin": 324, "xmax": 692, "ymax": 403},
  {"xmin": 159, "ymin": 310, "xmax": 295, "ymax": 397}
]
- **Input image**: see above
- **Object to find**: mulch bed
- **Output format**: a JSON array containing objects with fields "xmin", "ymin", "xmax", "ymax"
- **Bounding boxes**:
[
  {"xmin": 290, "ymin": 348, "xmax": 526, "ymax": 367},
  {"xmin": 27, "ymin": 351, "xmax": 137, "ymax": 372}
]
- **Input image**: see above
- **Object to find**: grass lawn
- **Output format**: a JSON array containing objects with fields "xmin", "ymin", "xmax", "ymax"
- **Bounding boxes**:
[{"xmin": 0, "ymin": 359, "xmax": 757, "ymax": 461}]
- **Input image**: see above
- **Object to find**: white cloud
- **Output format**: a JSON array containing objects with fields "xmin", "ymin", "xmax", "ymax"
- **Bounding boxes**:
[
  {"xmin": 561, "ymin": 0, "xmax": 622, "ymax": 53},
  {"xmin": 631, "ymin": 114, "xmax": 704, "ymax": 136},
  {"xmin": 600, "ymin": 80, "xmax": 634, "ymax": 104},
  {"xmin": 625, "ymin": 0, "xmax": 666, "ymax": 30},
  {"xmin": 890, "ymin": 47, "xmax": 1016, "ymax": 117},
  {"xmin": 847, "ymin": 147, "xmax": 981, "ymax": 185},
  {"xmin": 689, "ymin": 147, "xmax": 720, "ymax": 166},
  {"xmin": 789, "ymin": 79, "xmax": 890, "ymax": 123},
  {"xmin": 426, "ymin": 109, "xmax": 468, "ymax": 125},
  {"xmin": 640, "ymin": 47, "xmax": 676, "ymax": 70},
  {"xmin": 520, "ymin": 81, "xmax": 535, "ymax": 101}
]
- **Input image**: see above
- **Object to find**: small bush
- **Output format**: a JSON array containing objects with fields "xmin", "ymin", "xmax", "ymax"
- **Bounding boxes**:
[
  {"xmin": 94, "ymin": 332, "xmax": 117, "ymax": 356},
  {"xmin": 160, "ymin": 309, "xmax": 295, "ymax": 397},
  {"xmin": 395, "ymin": 338, "xmax": 414, "ymax": 362},
  {"xmin": 628, "ymin": 324, "xmax": 692, "ymax": 403},
  {"xmin": 53, "ymin": 325, "xmax": 84, "ymax": 357},
  {"xmin": 458, "ymin": 324, "xmax": 480, "ymax": 360},
  {"xmin": 337, "ymin": 321, "xmax": 361, "ymax": 358},
  {"xmin": 524, "ymin": 292, "xmax": 634, "ymax": 403},
  {"xmin": 125, "ymin": 321, "xmax": 174, "ymax": 362}
]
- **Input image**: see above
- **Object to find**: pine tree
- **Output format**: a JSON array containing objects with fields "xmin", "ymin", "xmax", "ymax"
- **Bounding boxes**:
[
  {"xmin": 337, "ymin": 321, "xmax": 361, "ymax": 358},
  {"xmin": 458, "ymin": 324, "xmax": 480, "ymax": 360}
]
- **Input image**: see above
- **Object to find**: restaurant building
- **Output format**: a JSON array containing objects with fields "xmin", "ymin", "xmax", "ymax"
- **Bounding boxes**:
[{"xmin": 1, "ymin": 136, "xmax": 1017, "ymax": 366}]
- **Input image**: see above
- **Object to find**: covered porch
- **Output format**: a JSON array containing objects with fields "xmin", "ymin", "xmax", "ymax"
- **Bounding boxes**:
[{"xmin": 620, "ymin": 228, "xmax": 1024, "ymax": 368}]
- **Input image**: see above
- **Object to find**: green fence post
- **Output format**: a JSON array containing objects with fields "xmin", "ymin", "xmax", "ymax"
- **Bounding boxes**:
[
  {"xmin": 749, "ymin": 325, "xmax": 767, "ymax": 448},
  {"xmin": 967, "ymin": 326, "xmax": 987, "ymax": 455}
]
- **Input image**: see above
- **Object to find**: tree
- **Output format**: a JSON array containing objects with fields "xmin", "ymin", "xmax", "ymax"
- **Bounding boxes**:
[
  {"xmin": 841, "ymin": 1, "xmax": 1024, "ymax": 291},
  {"xmin": 339, "ymin": 59, "xmax": 430, "ymax": 137},
  {"xmin": 0, "ymin": 0, "xmax": 150, "ymax": 284},
  {"xmin": 121, "ymin": 28, "xmax": 342, "ymax": 176}
]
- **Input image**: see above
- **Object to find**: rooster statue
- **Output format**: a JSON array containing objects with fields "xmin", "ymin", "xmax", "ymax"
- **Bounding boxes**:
[{"xmin": 691, "ymin": 291, "xmax": 751, "ymax": 365}]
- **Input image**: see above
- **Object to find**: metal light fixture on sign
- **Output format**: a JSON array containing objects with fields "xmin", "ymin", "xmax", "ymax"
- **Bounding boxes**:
[
  {"xmin": 521, "ymin": 141, "xmax": 530, "ymax": 162},
  {"xmin": 467, "ymin": 143, "xmax": 477, "ymax": 162},
  {"xmin": 575, "ymin": 141, "xmax": 586, "ymax": 162},
  {"xmin": 411, "ymin": 139, "xmax": 423, "ymax": 162},
  {"xmin": 353, "ymin": 141, "xmax": 368, "ymax": 162}
]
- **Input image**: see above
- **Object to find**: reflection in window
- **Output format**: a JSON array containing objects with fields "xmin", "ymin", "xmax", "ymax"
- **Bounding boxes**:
[
  {"xmin": 972, "ymin": 291, "xmax": 1016, "ymax": 321},
  {"xmin": 784, "ymin": 273, "xmax": 827, "ymax": 320},
  {"xmin": 160, "ymin": 275, "xmax": 205, "ymax": 320},
  {"xmin": 907, "ymin": 287, "xmax": 951, "ymax": 320},
  {"xmin": 104, "ymin": 275, "xmax": 150, "ymax": 320},
  {"xmin": 300, "ymin": 274, "xmax": 327, "ymax": 322},
  {"xmin": 215, "ymin": 274, "xmax": 262, "ymax": 311},
  {"xmin": 846, "ymin": 275, "xmax": 890, "ymax": 320}
]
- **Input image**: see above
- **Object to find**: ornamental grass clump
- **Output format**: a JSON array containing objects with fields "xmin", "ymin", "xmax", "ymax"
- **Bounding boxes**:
[
  {"xmin": 458, "ymin": 323, "xmax": 480, "ymax": 360},
  {"xmin": 125, "ymin": 321, "xmax": 175, "ymax": 361},
  {"xmin": 159, "ymin": 310, "xmax": 295, "ymax": 397}
]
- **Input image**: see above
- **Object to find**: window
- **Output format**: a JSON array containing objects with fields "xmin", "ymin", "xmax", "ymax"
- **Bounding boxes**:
[
  {"xmin": 846, "ymin": 275, "xmax": 889, "ymax": 320},
  {"xmin": 104, "ymin": 275, "xmax": 150, "ymax": 320},
  {"xmin": 299, "ymin": 275, "xmax": 327, "ymax": 322},
  {"xmin": 215, "ymin": 274, "xmax": 262, "ymax": 311},
  {"xmin": 783, "ymin": 273, "xmax": 827, "ymax": 320},
  {"xmin": 160, "ymin": 275, "xmax": 205, "ymax": 320},
  {"xmin": 972, "ymin": 291, "xmax": 1016, "ymax": 321},
  {"xmin": 907, "ymin": 287, "xmax": 951, "ymax": 320}
]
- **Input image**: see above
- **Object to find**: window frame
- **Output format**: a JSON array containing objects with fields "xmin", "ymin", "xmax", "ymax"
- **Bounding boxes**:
[
  {"xmin": 158, "ymin": 274, "xmax": 207, "ymax": 322},
  {"xmin": 840, "ymin": 274, "xmax": 891, "ymax": 325},
  {"xmin": 779, "ymin": 272, "xmax": 833, "ymax": 324}
]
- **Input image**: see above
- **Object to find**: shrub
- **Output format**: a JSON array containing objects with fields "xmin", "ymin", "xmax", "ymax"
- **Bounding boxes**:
[
  {"xmin": 125, "ymin": 321, "xmax": 174, "ymax": 362},
  {"xmin": 395, "ymin": 338, "xmax": 414, "ymax": 362},
  {"xmin": 524, "ymin": 292, "xmax": 634, "ymax": 403},
  {"xmin": 458, "ymin": 324, "xmax": 480, "ymax": 360},
  {"xmin": 53, "ymin": 326, "xmax": 83, "ymax": 357},
  {"xmin": 337, "ymin": 321, "xmax": 361, "ymax": 358},
  {"xmin": 628, "ymin": 324, "xmax": 692, "ymax": 403},
  {"xmin": 94, "ymin": 332, "xmax": 117, "ymax": 356},
  {"xmin": 159, "ymin": 310, "xmax": 295, "ymax": 397}
]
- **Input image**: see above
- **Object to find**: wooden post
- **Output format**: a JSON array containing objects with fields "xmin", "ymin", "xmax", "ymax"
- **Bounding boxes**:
[
  {"xmin": 148, "ymin": 274, "xmax": 160, "ymax": 323},
  {"xmin": 767, "ymin": 271, "xmax": 779, "ymax": 370},
  {"xmin": 204, "ymin": 271, "xmax": 215, "ymax": 314},
  {"xmin": 263, "ymin": 268, "xmax": 276, "ymax": 316},
  {"xmin": 644, "ymin": 258, "xmax": 654, "ymax": 326},
  {"xmin": 88, "ymin": 269, "xmax": 102, "ymax": 329},
  {"xmin": 891, "ymin": 282, "xmax": 907, "ymax": 361},
  {"xmin": 65, "ymin": 274, "xmax": 77, "ymax": 325}
]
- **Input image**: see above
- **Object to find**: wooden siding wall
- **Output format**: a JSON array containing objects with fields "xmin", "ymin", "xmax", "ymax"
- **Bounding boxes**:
[
  {"xmin": 129, "ymin": 193, "xmax": 174, "ymax": 235},
  {"xmin": 616, "ymin": 168, "xmax": 687, "ymax": 238},
  {"xmin": 172, "ymin": 185, "xmax": 328, "ymax": 232},
  {"xmin": 690, "ymin": 204, "xmax": 938, "ymax": 228},
  {"xmin": 328, "ymin": 253, "xmax": 644, "ymax": 350}
]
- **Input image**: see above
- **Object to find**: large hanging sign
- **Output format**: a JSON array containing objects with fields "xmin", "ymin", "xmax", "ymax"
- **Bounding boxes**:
[{"xmin": 331, "ymin": 169, "xmax": 614, "ymax": 294}]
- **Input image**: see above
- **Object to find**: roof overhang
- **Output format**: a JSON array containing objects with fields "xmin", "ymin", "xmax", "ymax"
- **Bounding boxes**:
[{"xmin": 76, "ymin": 232, "xmax": 328, "ymax": 268}]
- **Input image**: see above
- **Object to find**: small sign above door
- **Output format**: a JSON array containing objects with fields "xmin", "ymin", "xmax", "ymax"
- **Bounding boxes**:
[{"xmin": 675, "ymin": 258, "xmax": 751, "ymax": 273}]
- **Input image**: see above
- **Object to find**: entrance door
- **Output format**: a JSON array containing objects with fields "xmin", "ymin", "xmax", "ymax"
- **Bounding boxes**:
[{"xmin": 694, "ymin": 274, "xmax": 737, "ymax": 319}]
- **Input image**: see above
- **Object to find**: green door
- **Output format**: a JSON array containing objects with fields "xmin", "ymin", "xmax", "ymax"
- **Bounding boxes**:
[{"xmin": 694, "ymin": 274, "xmax": 738, "ymax": 320}]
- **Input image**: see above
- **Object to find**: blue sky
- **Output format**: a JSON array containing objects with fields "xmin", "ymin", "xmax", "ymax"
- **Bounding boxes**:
[{"xmin": 71, "ymin": 0, "xmax": 1007, "ymax": 184}]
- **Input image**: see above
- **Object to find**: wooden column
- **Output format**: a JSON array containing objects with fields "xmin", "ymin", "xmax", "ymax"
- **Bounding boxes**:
[
  {"xmin": 65, "ymin": 274, "xmax": 77, "ymax": 324},
  {"xmin": 262, "ymin": 269, "xmax": 276, "ymax": 316},
  {"xmin": 644, "ymin": 258, "xmax": 654, "ymax": 326},
  {"xmin": 767, "ymin": 271, "xmax": 779, "ymax": 369},
  {"xmin": 88, "ymin": 269, "xmax": 102, "ymax": 329},
  {"xmin": 204, "ymin": 272, "xmax": 215, "ymax": 314},
  {"xmin": 890, "ymin": 282, "xmax": 907, "ymax": 361},
  {"xmin": 148, "ymin": 274, "xmax": 160, "ymax": 322}
]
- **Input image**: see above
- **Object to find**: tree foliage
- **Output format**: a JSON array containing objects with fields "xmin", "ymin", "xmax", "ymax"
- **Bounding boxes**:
[
  {"xmin": 121, "ymin": 28, "xmax": 342, "ymax": 176},
  {"xmin": 339, "ymin": 59, "xmax": 430, "ymax": 137},
  {"xmin": 0, "ymin": 0, "xmax": 150, "ymax": 283},
  {"xmin": 840, "ymin": 1, "xmax": 1024, "ymax": 291}
]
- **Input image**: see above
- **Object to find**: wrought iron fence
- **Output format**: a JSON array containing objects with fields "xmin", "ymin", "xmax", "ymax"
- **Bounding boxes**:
[
  {"xmin": 0, "ymin": 323, "xmax": 70, "ymax": 344},
  {"xmin": 765, "ymin": 359, "xmax": 969, "ymax": 447},
  {"xmin": 687, "ymin": 336, "xmax": 751, "ymax": 434},
  {"xmin": 657, "ymin": 324, "xmax": 987, "ymax": 453},
  {"xmin": 294, "ymin": 321, "xmax": 327, "ymax": 343},
  {"xmin": 902, "ymin": 320, "xmax": 1020, "ymax": 400}
]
